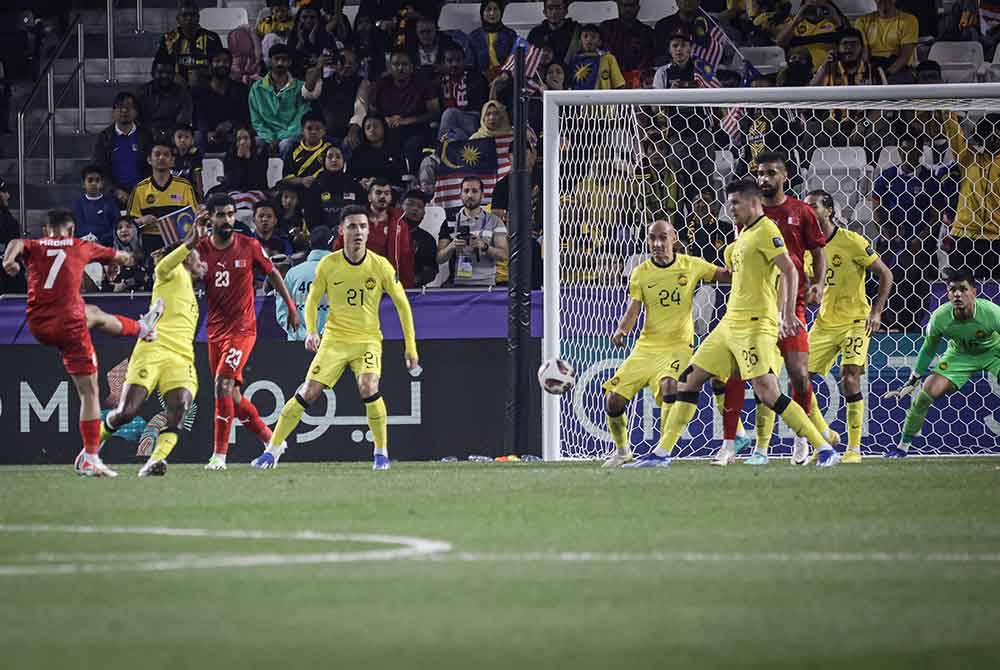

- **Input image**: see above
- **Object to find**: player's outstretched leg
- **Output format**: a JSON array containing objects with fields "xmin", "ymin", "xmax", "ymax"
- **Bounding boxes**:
[
  {"xmin": 626, "ymin": 366, "xmax": 712, "ymax": 468},
  {"xmin": 85, "ymin": 299, "xmax": 163, "ymax": 342},
  {"xmin": 751, "ymin": 374, "xmax": 837, "ymax": 467},
  {"xmin": 887, "ymin": 375, "xmax": 953, "ymax": 459},
  {"xmin": 102, "ymin": 383, "xmax": 151, "ymax": 475},
  {"xmin": 139, "ymin": 389, "xmax": 192, "ymax": 477},
  {"xmin": 72, "ymin": 372, "xmax": 118, "ymax": 478},
  {"xmin": 252, "ymin": 382, "xmax": 323, "ymax": 469},
  {"xmin": 603, "ymin": 392, "xmax": 633, "ymax": 467}
]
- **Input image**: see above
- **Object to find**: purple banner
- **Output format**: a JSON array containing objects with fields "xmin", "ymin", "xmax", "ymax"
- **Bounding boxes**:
[{"xmin": 0, "ymin": 290, "xmax": 544, "ymax": 344}]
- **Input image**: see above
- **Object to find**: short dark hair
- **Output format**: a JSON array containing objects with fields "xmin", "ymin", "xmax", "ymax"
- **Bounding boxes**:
[
  {"xmin": 150, "ymin": 139, "xmax": 175, "ymax": 155},
  {"xmin": 805, "ymin": 188, "xmax": 836, "ymax": 214},
  {"xmin": 112, "ymin": 92, "xmax": 138, "ymax": 109},
  {"xmin": 389, "ymin": 48, "xmax": 412, "ymax": 62},
  {"xmin": 724, "ymin": 178, "xmax": 762, "ymax": 198},
  {"xmin": 253, "ymin": 199, "xmax": 279, "ymax": 217},
  {"xmin": 310, "ymin": 225, "xmax": 333, "ymax": 250},
  {"xmin": 340, "ymin": 204, "xmax": 370, "ymax": 224},
  {"xmin": 840, "ymin": 27, "xmax": 864, "ymax": 44},
  {"xmin": 173, "ymin": 123, "xmax": 195, "ymax": 135},
  {"xmin": 944, "ymin": 267, "xmax": 975, "ymax": 286},
  {"xmin": 152, "ymin": 53, "xmax": 176, "ymax": 71},
  {"xmin": 754, "ymin": 150, "xmax": 787, "ymax": 168},
  {"xmin": 47, "ymin": 209, "xmax": 75, "ymax": 229},
  {"xmin": 580, "ymin": 23, "xmax": 601, "ymax": 36},
  {"xmin": 300, "ymin": 111, "xmax": 326, "ymax": 128},
  {"xmin": 269, "ymin": 43, "xmax": 291, "ymax": 59},
  {"xmin": 401, "ymin": 189, "xmax": 430, "ymax": 204},
  {"xmin": 80, "ymin": 164, "xmax": 104, "ymax": 181},
  {"xmin": 206, "ymin": 192, "xmax": 236, "ymax": 214},
  {"xmin": 461, "ymin": 176, "xmax": 485, "ymax": 191},
  {"xmin": 368, "ymin": 177, "xmax": 392, "ymax": 192}
]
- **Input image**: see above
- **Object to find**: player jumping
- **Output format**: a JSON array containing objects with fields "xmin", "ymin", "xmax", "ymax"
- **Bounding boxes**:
[
  {"xmin": 251, "ymin": 206, "xmax": 418, "ymax": 470},
  {"xmin": 715, "ymin": 151, "xmax": 833, "ymax": 466},
  {"xmin": 626, "ymin": 179, "xmax": 838, "ymax": 468},
  {"xmin": 197, "ymin": 194, "xmax": 300, "ymax": 470},
  {"xmin": 603, "ymin": 220, "xmax": 730, "ymax": 467},
  {"xmin": 885, "ymin": 268, "xmax": 1000, "ymax": 458},
  {"xmin": 100, "ymin": 213, "xmax": 209, "ymax": 476},
  {"xmin": 802, "ymin": 190, "xmax": 893, "ymax": 463},
  {"xmin": 2, "ymin": 209, "xmax": 163, "ymax": 477}
]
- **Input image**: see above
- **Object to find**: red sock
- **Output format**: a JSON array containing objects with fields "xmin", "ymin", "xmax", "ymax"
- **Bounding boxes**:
[
  {"xmin": 80, "ymin": 418, "xmax": 101, "ymax": 455},
  {"xmin": 236, "ymin": 396, "xmax": 272, "ymax": 444},
  {"xmin": 723, "ymin": 375, "xmax": 744, "ymax": 440},
  {"xmin": 214, "ymin": 396, "xmax": 235, "ymax": 456},
  {"xmin": 115, "ymin": 315, "xmax": 140, "ymax": 338},
  {"xmin": 793, "ymin": 384, "xmax": 813, "ymax": 414}
]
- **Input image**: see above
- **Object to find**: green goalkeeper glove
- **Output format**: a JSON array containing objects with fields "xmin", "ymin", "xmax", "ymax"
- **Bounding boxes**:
[{"xmin": 885, "ymin": 373, "xmax": 922, "ymax": 400}]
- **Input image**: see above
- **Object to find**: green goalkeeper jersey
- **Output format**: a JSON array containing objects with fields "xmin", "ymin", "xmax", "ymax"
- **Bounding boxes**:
[{"xmin": 915, "ymin": 298, "xmax": 1000, "ymax": 376}]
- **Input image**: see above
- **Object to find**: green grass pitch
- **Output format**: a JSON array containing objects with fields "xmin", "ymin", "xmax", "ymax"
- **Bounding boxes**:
[{"xmin": 1, "ymin": 459, "xmax": 998, "ymax": 669}]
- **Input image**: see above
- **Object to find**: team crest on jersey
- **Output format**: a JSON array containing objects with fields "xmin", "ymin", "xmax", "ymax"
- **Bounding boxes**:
[
  {"xmin": 772, "ymin": 237, "xmax": 784, "ymax": 248},
  {"xmin": 677, "ymin": 274, "xmax": 689, "ymax": 286},
  {"xmin": 787, "ymin": 217, "xmax": 799, "ymax": 227},
  {"xmin": 320, "ymin": 192, "xmax": 331, "ymax": 201},
  {"xmin": 146, "ymin": 194, "xmax": 156, "ymax": 204},
  {"xmin": 311, "ymin": 365, "xmax": 321, "ymax": 375},
  {"xmin": 138, "ymin": 369, "xmax": 148, "ymax": 379},
  {"xmin": 976, "ymin": 330, "xmax": 986, "ymax": 339},
  {"xmin": 832, "ymin": 254, "xmax": 843, "ymax": 267},
  {"xmin": 939, "ymin": 362, "xmax": 949, "ymax": 370},
  {"xmin": 865, "ymin": 245, "xmax": 874, "ymax": 256},
  {"xmin": 365, "ymin": 277, "xmax": 376, "ymax": 290},
  {"xmin": 235, "ymin": 259, "xmax": 247, "ymax": 268},
  {"xmin": 610, "ymin": 376, "xmax": 620, "ymax": 386}
]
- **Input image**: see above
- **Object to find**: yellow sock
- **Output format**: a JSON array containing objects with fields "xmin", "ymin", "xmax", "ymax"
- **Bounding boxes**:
[
  {"xmin": 846, "ymin": 396, "xmax": 864, "ymax": 450},
  {"xmin": 714, "ymin": 391, "xmax": 745, "ymax": 437},
  {"xmin": 365, "ymin": 395, "xmax": 388, "ymax": 456},
  {"xmin": 99, "ymin": 417, "xmax": 114, "ymax": 444},
  {"xmin": 775, "ymin": 398, "xmax": 826, "ymax": 449},
  {"xmin": 755, "ymin": 403, "xmax": 775, "ymax": 455},
  {"xmin": 150, "ymin": 430, "xmax": 178, "ymax": 461},
  {"xmin": 809, "ymin": 402, "xmax": 832, "ymax": 440},
  {"xmin": 607, "ymin": 412, "xmax": 629, "ymax": 455},
  {"xmin": 655, "ymin": 399, "xmax": 696, "ymax": 456},
  {"xmin": 660, "ymin": 402, "xmax": 673, "ymax": 439},
  {"xmin": 271, "ymin": 395, "xmax": 307, "ymax": 447}
]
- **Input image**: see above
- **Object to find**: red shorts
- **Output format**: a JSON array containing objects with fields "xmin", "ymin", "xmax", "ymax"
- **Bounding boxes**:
[
  {"xmin": 778, "ymin": 304, "xmax": 809, "ymax": 355},
  {"xmin": 30, "ymin": 318, "xmax": 97, "ymax": 376},
  {"xmin": 208, "ymin": 334, "xmax": 256, "ymax": 384}
]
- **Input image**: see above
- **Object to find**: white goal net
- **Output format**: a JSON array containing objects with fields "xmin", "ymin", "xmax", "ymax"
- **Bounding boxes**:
[{"xmin": 541, "ymin": 84, "xmax": 1000, "ymax": 461}]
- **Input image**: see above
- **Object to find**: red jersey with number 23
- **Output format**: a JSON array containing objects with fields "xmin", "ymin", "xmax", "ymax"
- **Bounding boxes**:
[
  {"xmin": 763, "ymin": 196, "xmax": 826, "ymax": 308},
  {"xmin": 23, "ymin": 237, "xmax": 116, "ymax": 324},
  {"xmin": 196, "ymin": 234, "xmax": 273, "ymax": 340}
]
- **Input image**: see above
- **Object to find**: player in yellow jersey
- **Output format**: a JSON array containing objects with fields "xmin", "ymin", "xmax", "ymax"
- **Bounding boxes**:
[
  {"xmin": 99, "ymin": 210, "xmax": 209, "ymax": 477},
  {"xmin": 252, "ymin": 205, "xmax": 419, "ymax": 471},
  {"xmin": 627, "ymin": 179, "xmax": 839, "ymax": 467},
  {"xmin": 602, "ymin": 220, "xmax": 731, "ymax": 467},
  {"xmin": 802, "ymin": 190, "xmax": 893, "ymax": 463}
]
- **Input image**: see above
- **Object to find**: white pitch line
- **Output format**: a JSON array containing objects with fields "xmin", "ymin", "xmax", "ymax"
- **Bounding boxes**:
[{"xmin": 415, "ymin": 551, "xmax": 1000, "ymax": 563}]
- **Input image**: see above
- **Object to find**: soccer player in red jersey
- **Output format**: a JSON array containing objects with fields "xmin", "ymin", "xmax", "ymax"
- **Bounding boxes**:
[
  {"xmin": 196, "ymin": 194, "xmax": 300, "ymax": 469},
  {"xmin": 2, "ymin": 209, "xmax": 164, "ymax": 477},
  {"xmin": 713, "ymin": 152, "xmax": 833, "ymax": 466}
]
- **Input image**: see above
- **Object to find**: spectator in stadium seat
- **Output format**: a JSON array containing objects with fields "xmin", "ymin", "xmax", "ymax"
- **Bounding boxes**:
[
  {"xmin": 489, "ymin": 133, "xmax": 543, "ymax": 289},
  {"xmin": 944, "ymin": 112, "xmax": 1000, "ymax": 278},
  {"xmin": 599, "ymin": 0, "xmax": 656, "ymax": 85},
  {"xmin": 126, "ymin": 141, "xmax": 198, "ymax": 254},
  {"xmin": 281, "ymin": 112, "xmax": 332, "ymax": 190},
  {"xmin": 873, "ymin": 133, "xmax": 957, "ymax": 240},
  {"xmin": 437, "ymin": 45, "xmax": 491, "ymax": 141},
  {"xmin": 653, "ymin": 0, "xmax": 723, "ymax": 67},
  {"xmin": 315, "ymin": 48, "xmax": 368, "ymax": 151},
  {"xmin": 744, "ymin": 0, "xmax": 795, "ymax": 45},
  {"xmin": 774, "ymin": 0, "xmax": 847, "ymax": 75},
  {"xmin": 287, "ymin": 5, "xmax": 329, "ymax": 79},
  {"xmin": 137, "ymin": 55, "xmax": 193, "ymax": 140},
  {"xmin": 226, "ymin": 25, "xmax": 263, "ymax": 84},
  {"xmin": 853, "ymin": 0, "xmax": 919, "ymax": 77},
  {"xmin": 257, "ymin": 0, "xmax": 295, "ymax": 58},
  {"xmin": 252, "ymin": 200, "xmax": 295, "ymax": 261},
  {"xmin": 222, "ymin": 125, "xmax": 270, "ymax": 194},
  {"xmin": 332, "ymin": 178, "xmax": 415, "ymax": 286},
  {"xmin": 777, "ymin": 47, "xmax": 816, "ymax": 86},
  {"xmin": 407, "ymin": 15, "xmax": 460, "ymax": 78},
  {"xmin": 156, "ymin": 1, "xmax": 224, "ymax": 86},
  {"xmin": 437, "ymin": 176, "xmax": 507, "ymax": 287},
  {"xmin": 305, "ymin": 146, "xmax": 368, "ymax": 229},
  {"xmin": 278, "ymin": 224, "xmax": 333, "ymax": 340},
  {"xmin": 192, "ymin": 49, "xmax": 251, "ymax": 153},
  {"xmin": 810, "ymin": 28, "xmax": 887, "ymax": 86},
  {"xmin": 103, "ymin": 216, "xmax": 149, "ymax": 293},
  {"xmin": 348, "ymin": 115, "xmax": 406, "ymax": 190},
  {"xmin": 468, "ymin": 0, "xmax": 519, "ymax": 82},
  {"xmin": 249, "ymin": 44, "xmax": 322, "ymax": 157},
  {"xmin": 92, "ymin": 92, "xmax": 152, "ymax": 206},
  {"xmin": 636, "ymin": 139, "xmax": 679, "ymax": 223},
  {"xmin": 399, "ymin": 189, "xmax": 441, "ymax": 287},
  {"xmin": 369, "ymin": 49, "xmax": 440, "ymax": 175},
  {"xmin": 72, "ymin": 165, "xmax": 119, "ymax": 246},
  {"xmin": 277, "ymin": 183, "xmax": 306, "ymax": 235},
  {"xmin": 352, "ymin": 13, "xmax": 390, "ymax": 82},
  {"xmin": 652, "ymin": 30, "xmax": 698, "ymax": 90},
  {"xmin": 566, "ymin": 24, "xmax": 626, "ymax": 90},
  {"xmin": 322, "ymin": 3, "xmax": 355, "ymax": 46},
  {"xmin": 528, "ymin": 0, "xmax": 582, "ymax": 65}
]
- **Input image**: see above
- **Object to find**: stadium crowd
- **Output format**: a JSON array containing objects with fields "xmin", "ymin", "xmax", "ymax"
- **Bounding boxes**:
[{"xmin": 1, "ymin": 0, "xmax": 998, "ymax": 332}]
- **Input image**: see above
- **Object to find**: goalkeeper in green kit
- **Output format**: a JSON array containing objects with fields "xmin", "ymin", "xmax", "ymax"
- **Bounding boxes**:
[{"xmin": 885, "ymin": 268, "xmax": 1000, "ymax": 457}]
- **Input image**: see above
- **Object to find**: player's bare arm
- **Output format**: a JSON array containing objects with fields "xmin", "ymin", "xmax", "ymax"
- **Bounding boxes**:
[
  {"xmin": 2, "ymin": 238, "xmax": 24, "ymax": 275},
  {"xmin": 611, "ymin": 300, "xmax": 642, "ymax": 348},
  {"xmin": 712, "ymin": 267, "xmax": 732, "ymax": 284},
  {"xmin": 866, "ymin": 258, "xmax": 894, "ymax": 335},
  {"xmin": 807, "ymin": 246, "xmax": 827, "ymax": 305},
  {"xmin": 773, "ymin": 252, "xmax": 801, "ymax": 339}
]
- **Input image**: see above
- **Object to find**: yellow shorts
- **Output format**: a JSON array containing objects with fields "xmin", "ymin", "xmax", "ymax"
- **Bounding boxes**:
[
  {"xmin": 306, "ymin": 340, "xmax": 382, "ymax": 388},
  {"xmin": 602, "ymin": 344, "xmax": 693, "ymax": 404},
  {"xmin": 125, "ymin": 345, "xmax": 198, "ymax": 396},
  {"xmin": 808, "ymin": 319, "xmax": 870, "ymax": 375},
  {"xmin": 691, "ymin": 318, "xmax": 780, "ymax": 381}
]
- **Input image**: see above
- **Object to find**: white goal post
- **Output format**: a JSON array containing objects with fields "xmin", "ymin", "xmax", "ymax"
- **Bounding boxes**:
[{"xmin": 542, "ymin": 82, "xmax": 1000, "ymax": 461}]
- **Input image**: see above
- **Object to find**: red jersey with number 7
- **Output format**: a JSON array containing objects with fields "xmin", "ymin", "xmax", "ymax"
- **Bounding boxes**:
[
  {"xmin": 23, "ymin": 237, "xmax": 116, "ymax": 324},
  {"xmin": 196, "ymin": 234, "xmax": 273, "ymax": 340},
  {"xmin": 763, "ymin": 196, "xmax": 826, "ymax": 308}
]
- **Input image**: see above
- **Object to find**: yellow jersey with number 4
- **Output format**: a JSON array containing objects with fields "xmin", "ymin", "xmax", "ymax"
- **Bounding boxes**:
[
  {"xmin": 629, "ymin": 255, "xmax": 719, "ymax": 350},
  {"xmin": 723, "ymin": 215, "xmax": 787, "ymax": 325},
  {"xmin": 817, "ymin": 227, "xmax": 878, "ymax": 328},
  {"xmin": 305, "ymin": 250, "xmax": 417, "ymax": 355}
]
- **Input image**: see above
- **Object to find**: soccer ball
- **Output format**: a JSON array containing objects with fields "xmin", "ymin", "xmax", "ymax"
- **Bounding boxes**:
[{"xmin": 538, "ymin": 358, "xmax": 575, "ymax": 395}]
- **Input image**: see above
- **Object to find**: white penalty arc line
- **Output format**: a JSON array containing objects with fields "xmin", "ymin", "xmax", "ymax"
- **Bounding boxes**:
[{"xmin": 417, "ymin": 551, "xmax": 1000, "ymax": 563}]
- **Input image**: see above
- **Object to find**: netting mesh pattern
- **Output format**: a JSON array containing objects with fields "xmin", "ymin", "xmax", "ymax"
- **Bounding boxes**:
[{"xmin": 553, "ymin": 97, "xmax": 1000, "ymax": 459}]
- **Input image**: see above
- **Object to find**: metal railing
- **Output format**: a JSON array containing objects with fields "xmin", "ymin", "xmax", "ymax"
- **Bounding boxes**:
[{"xmin": 15, "ymin": 16, "xmax": 88, "ymax": 235}]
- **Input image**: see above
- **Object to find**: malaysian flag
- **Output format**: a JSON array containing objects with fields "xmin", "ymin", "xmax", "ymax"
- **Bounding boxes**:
[
  {"xmin": 433, "ymin": 137, "xmax": 512, "ymax": 209},
  {"xmin": 156, "ymin": 206, "xmax": 195, "ymax": 245},
  {"xmin": 500, "ymin": 37, "xmax": 544, "ymax": 80},
  {"xmin": 691, "ymin": 10, "xmax": 726, "ymax": 69}
]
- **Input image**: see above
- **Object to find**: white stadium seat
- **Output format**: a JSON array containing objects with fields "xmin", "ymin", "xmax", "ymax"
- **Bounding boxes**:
[
  {"xmin": 739, "ymin": 46, "xmax": 787, "ymax": 75},
  {"xmin": 201, "ymin": 7, "xmax": 250, "ymax": 44},
  {"xmin": 438, "ymin": 4, "xmax": 482, "ymax": 33},
  {"xmin": 637, "ymin": 0, "xmax": 679, "ymax": 25},
  {"xmin": 267, "ymin": 158, "xmax": 284, "ymax": 189},
  {"xmin": 420, "ymin": 206, "xmax": 450, "ymax": 288},
  {"xmin": 568, "ymin": 2, "xmax": 618, "ymax": 26},
  {"xmin": 928, "ymin": 41, "xmax": 985, "ymax": 83},
  {"xmin": 202, "ymin": 158, "xmax": 225, "ymax": 191}
]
